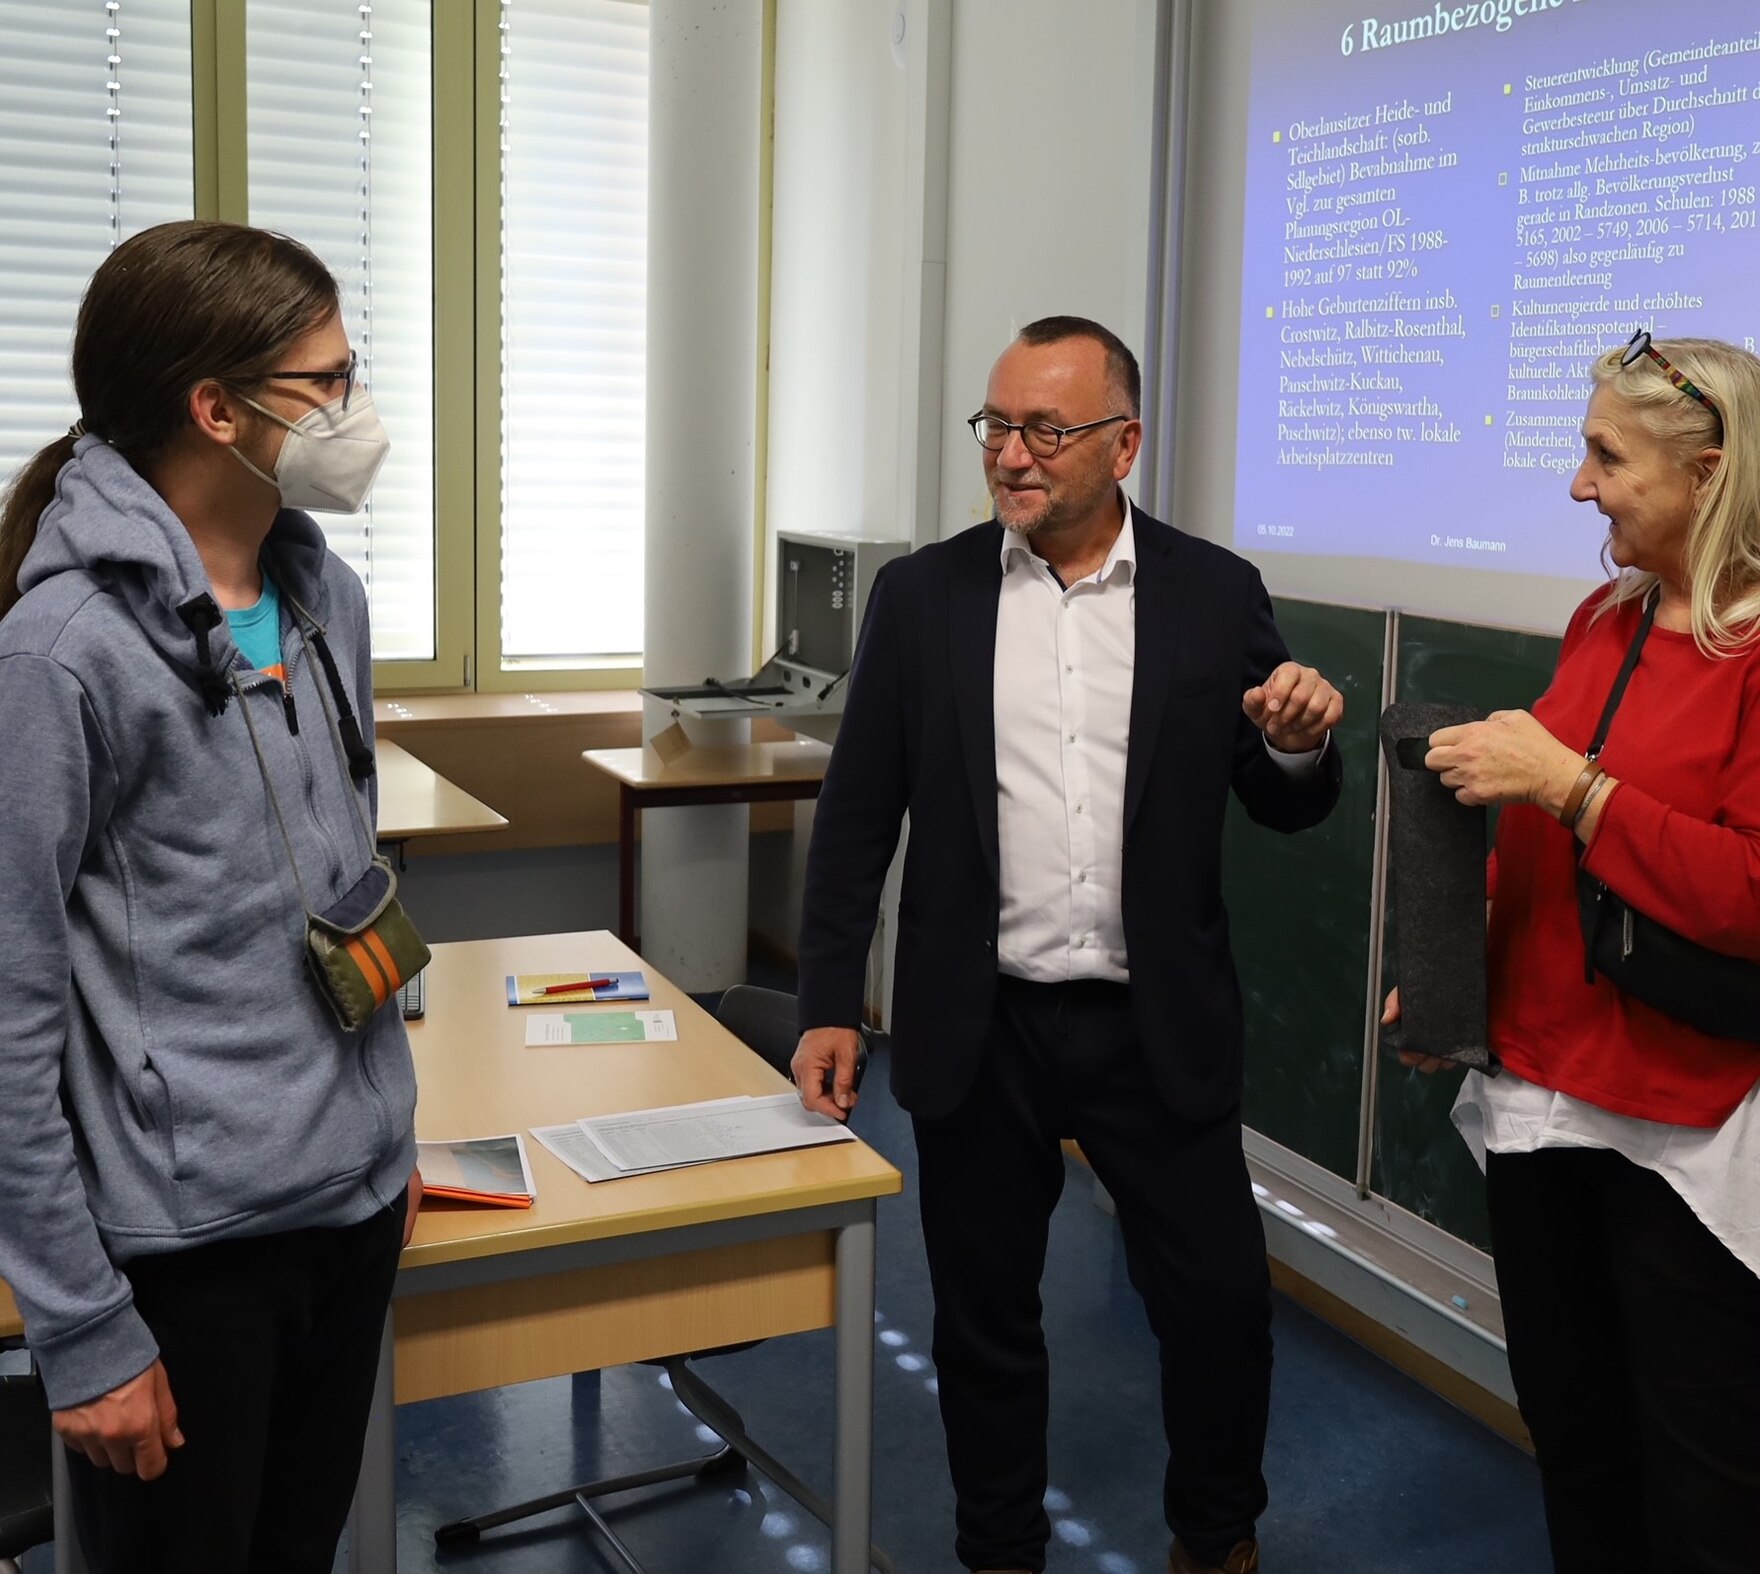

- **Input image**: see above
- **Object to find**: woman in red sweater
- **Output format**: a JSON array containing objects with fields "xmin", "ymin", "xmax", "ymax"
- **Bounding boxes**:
[{"xmin": 1392, "ymin": 335, "xmax": 1760, "ymax": 1574}]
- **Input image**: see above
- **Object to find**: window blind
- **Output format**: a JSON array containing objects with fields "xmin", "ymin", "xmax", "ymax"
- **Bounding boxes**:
[
  {"xmin": 500, "ymin": 0, "xmax": 649, "ymax": 665},
  {"xmin": 247, "ymin": 0, "xmax": 435, "ymax": 662},
  {"xmin": 0, "ymin": 0, "xmax": 193, "ymax": 481}
]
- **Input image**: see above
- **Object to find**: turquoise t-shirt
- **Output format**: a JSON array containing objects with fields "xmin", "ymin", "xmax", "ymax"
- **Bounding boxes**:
[{"xmin": 227, "ymin": 574, "xmax": 285, "ymax": 683}]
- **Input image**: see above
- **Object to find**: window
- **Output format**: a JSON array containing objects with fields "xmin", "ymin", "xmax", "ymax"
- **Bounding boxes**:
[
  {"xmin": 0, "ymin": 2, "xmax": 651, "ymax": 687},
  {"xmin": 247, "ymin": 0, "xmax": 435, "ymax": 663},
  {"xmin": 0, "ymin": 0, "xmax": 193, "ymax": 477},
  {"xmin": 500, "ymin": 0, "xmax": 649, "ymax": 666}
]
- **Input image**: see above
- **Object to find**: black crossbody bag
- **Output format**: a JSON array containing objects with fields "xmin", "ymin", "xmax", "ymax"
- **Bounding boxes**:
[{"xmin": 1574, "ymin": 590, "xmax": 1760, "ymax": 1043}]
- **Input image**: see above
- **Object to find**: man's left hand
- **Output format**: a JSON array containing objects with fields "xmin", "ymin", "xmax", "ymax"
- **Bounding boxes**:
[{"xmin": 1244, "ymin": 662, "xmax": 1342, "ymax": 753}]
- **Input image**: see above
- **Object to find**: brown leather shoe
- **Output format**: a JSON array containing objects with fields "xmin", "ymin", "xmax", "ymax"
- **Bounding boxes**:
[{"xmin": 1168, "ymin": 1537, "xmax": 1260, "ymax": 1574}]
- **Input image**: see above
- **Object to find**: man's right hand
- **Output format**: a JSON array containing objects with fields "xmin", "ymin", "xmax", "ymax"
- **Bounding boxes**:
[
  {"xmin": 791, "ymin": 1026, "xmax": 863, "ymax": 1121},
  {"xmin": 53, "ymin": 1358, "xmax": 183, "ymax": 1479}
]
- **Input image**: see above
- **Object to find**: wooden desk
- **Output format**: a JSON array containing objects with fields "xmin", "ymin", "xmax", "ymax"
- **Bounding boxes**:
[
  {"xmin": 583, "ymin": 741, "xmax": 832, "ymax": 944},
  {"xmin": 347, "ymin": 930, "xmax": 901, "ymax": 1572},
  {"xmin": 376, "ymin": 738, "xmax": 509, "ymax": 844},
  {"xmin": 0, "ymin": 1281, "xmax": 19, "ymax": 1341}
]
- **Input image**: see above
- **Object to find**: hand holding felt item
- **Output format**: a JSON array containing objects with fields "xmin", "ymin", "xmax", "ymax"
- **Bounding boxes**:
[
  {"xmin": 1381, "ymin": 987, "xmax": 1456, "ymax": 1075},
  {"xmin": 1423, "ymin": 708, "xmax": 1605, "ymax": 829}
]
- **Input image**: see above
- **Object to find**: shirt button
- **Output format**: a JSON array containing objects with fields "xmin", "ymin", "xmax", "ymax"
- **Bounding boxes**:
[
  {"xmin": 1078, "ymin": 872, "xmax": 1088, "ymax": 883},
  {"xmin": 1075, "ymin": 803, "xmax": 1085, "ymax": 815},
  {"xmin": 1067, "ymin": 731, "xmax": 1077, "ymax": 743},
  {"xmin": 1065, "ymin": 664, "xmax": 1074, "ymax": 673}
]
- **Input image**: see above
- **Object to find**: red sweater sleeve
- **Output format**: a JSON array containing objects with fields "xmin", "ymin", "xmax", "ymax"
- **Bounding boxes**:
[{"xmin": 1583, "ymin": 774, "xmax": 1760, "ymax": 961}]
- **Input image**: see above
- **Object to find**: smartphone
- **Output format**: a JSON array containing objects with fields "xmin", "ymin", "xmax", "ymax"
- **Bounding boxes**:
[{"xmin": 822, "ymin": 1038, "xmax": 869, "ymax": 1097}]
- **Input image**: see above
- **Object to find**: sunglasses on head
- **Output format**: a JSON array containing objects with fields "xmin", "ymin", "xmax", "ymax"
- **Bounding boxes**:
[{"xmin": 1620, "ymin": 331, "xmax": 1721, "ymax": 435}]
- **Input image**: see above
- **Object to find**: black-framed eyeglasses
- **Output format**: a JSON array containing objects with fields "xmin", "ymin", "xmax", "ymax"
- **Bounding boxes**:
[
  {"xmin": 267, "ymin": 348, "xmax": 359, "ymax": 413},
  {"xmin": 967, "ymin": 410, "xmax": 1130, "ymax": 459},
  {"xmin": 1620, "ymin": 331, "xmax": 1720, "ymax": 430}
]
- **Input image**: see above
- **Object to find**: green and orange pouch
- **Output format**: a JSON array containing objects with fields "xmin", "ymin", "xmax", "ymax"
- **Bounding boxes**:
[{"xmin": 236, "ymin": 617, "xmax": 431, "ymax": 1031}]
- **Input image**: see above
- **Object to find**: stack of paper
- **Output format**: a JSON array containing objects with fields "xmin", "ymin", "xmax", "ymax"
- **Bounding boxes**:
[{"xmin": 532, "ymin": 1093, "xmax": 854, "ymax": 1183}]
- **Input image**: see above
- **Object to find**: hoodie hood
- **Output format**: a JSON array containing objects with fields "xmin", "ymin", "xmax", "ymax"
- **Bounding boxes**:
[{"xmin": 18, "ymin": 436, "xmax": 337, "ymax": 708}]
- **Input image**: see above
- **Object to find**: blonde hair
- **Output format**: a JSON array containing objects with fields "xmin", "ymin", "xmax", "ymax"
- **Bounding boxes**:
[{"xmin": 1586, "ymin": 336, "xmax": 1760, "ymax": 654}]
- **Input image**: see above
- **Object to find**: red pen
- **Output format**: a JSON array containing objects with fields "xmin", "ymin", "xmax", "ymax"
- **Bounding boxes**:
[{"xmin": 538, "ymin": 977, "xmax": 616, "ymax": 996}]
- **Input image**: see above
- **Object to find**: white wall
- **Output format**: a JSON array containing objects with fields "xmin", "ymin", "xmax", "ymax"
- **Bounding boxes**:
[
  {"xmin": 768, "ymin": 0, "xmax": 913, "ymax": 549},
  {"xmin": 936, "ymin": 0, "xmax": 1160, "ymax": 537},
  {"xmin": 770, "ymin": 0, "xmax": 1160, "ymax": 547}
]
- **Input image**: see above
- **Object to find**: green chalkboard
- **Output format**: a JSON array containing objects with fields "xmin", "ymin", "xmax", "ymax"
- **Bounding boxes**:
[
  {"xmin": 1372, "ymin": 614, "xmax": 1562, "ymax": 1250},
  {"xmin": 1226, "ymin": 598, "xmax": 1385, "ymax": 1184}
]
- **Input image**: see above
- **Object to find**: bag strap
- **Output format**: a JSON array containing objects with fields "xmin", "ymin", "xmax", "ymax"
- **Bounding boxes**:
[
  {"xmin": 234, "ymin": 672, "xmax": 316, "ymax": 919},
  {"xmin": 1586, "ymin": 587, "xmax": 1660, "ymax": 761},
  {"xmin": 235, "ymin": 613, "xmax": 382, "ymax": 920}
]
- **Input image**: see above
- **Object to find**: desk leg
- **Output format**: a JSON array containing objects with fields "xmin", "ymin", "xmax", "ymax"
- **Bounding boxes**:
[
  {"xmin": 348, "ymin": 1315, "xmax": 397, "ymax": 1573},
  {"xmin": 52, "ymin": 1438, "xmax": 88, "ymax": 1574},
  {"xmin": 832, "ymin": 1208, "xmax": 877, "ymax": 1574},
  {"xmin": 618, "ymin": 787, "xmax": 637, "ymax": 946}
]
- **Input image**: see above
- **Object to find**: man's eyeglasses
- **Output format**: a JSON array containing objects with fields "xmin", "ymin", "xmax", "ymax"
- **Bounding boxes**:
[
  {"xmin": 267, "ymin": 348, "xmax": 359, "ymax": 413},
  {"xmin": 1620, "ymin": 331, "xmax": 1720, "ymax": 430},
  {"xmin": 967, "ymin": 411, "xmax": 1130, "ymax": 460}
]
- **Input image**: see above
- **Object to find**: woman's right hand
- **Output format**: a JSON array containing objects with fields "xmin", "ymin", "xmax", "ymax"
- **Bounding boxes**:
[
  {"xmin": 53, "ymin": 1358, "xmax": 183, "ymax": 1478},
  {"xmin": 1382, "ymin": 986, "xmax": 1451, "ymax": 1074}
]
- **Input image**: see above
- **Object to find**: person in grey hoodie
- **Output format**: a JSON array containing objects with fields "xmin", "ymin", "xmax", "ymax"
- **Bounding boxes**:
[{"xmin": 0, "ymin": 220, "xmax": 421, "ymax": 1572}]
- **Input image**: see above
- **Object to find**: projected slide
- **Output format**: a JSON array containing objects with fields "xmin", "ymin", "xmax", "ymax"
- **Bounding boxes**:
[{"xmin": 1236, "ymin": 0, "xmax": 1760, "ymax": 576}]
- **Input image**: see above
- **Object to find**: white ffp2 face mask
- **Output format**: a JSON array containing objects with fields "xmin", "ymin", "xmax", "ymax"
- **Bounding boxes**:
[{"xmin": 231, "ymin": 390, "xmax": 391, "ymax": 514}]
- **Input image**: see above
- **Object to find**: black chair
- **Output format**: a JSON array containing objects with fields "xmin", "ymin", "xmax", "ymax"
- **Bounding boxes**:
[
  {"xmin": 0, "ymin": 1342, "xmax": 53, "ymax": 1574},
  {"xmin": 436, "ymin": 985, "xmax": 893, "ymax": 1573}
]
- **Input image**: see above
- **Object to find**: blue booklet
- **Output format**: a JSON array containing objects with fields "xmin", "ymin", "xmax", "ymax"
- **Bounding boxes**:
[{"xmin": 505, "ymin": 970, "xmax": 650, "ymax": 1006}]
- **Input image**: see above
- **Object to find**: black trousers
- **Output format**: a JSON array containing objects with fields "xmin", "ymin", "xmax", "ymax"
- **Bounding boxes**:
[
  {"xmin": 912, "ymin": 976, "xmax": 1271, "ymax": 1573},
  {"xmin": 1487, "ymin": 1147, "xmax": 1760, "ymax": 1574},
  {"xmin": 66, "ymin": 1192, "xmax": 405, "ymax": 1574}
]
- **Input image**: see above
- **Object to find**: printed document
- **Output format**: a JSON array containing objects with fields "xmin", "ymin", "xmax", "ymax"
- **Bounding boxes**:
[{"xmin": 577, "ymin": 1092, "xmax": 855, "ymax": 1173}]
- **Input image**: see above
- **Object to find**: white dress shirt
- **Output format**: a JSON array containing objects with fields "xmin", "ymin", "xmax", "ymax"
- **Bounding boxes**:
[
  {"xmin": 994, "ymin": 503, "xmax": 1139, "ymax": 983},
  {"xmin": 992, "ymin": 496, "xmax": 1318, "ymax": 985}
]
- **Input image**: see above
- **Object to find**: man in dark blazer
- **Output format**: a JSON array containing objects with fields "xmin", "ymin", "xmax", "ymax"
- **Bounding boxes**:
[{"xmin": 792, "ymin": 317, "xmax": 1342, "ymax": 1574}]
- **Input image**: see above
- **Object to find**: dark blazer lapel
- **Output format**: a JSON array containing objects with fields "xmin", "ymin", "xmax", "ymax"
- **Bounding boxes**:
[
  {"xmin": 949, "ymin": 525, "xmax": 1002, "ymax": 880},
  {"xmin": 1123, "ymin": 516, "xmax": 1197, "ymax": 836}
]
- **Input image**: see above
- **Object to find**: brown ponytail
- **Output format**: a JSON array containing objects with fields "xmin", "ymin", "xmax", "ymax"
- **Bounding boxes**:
[{"xmin": 0, "ymin": 434, "xmax": 79, "ymax": 619}]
